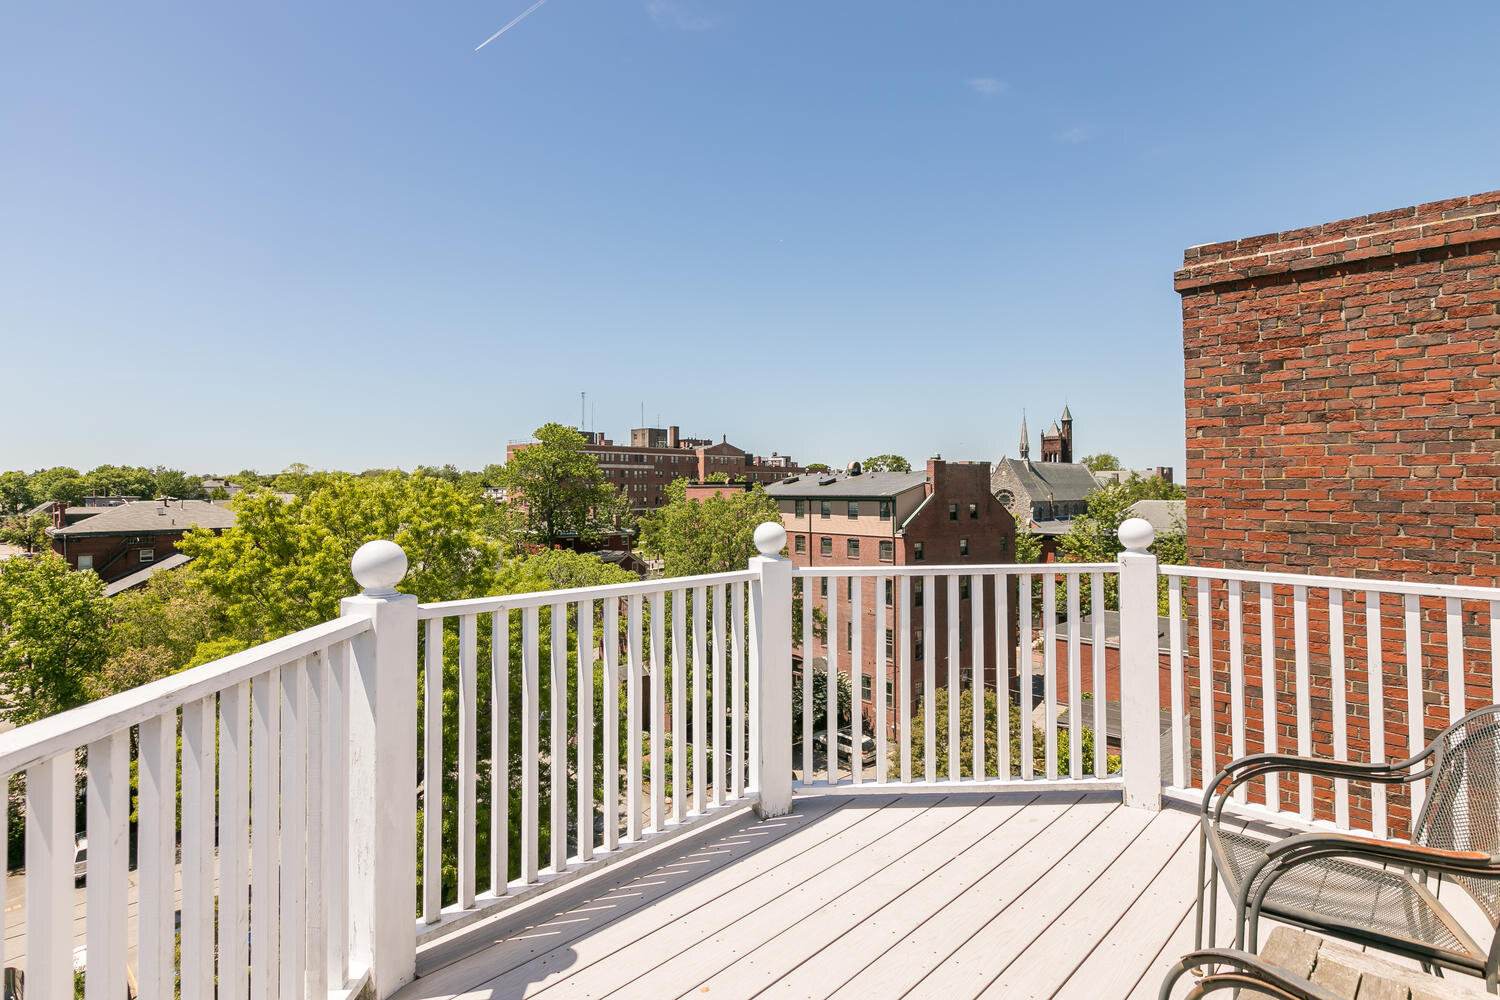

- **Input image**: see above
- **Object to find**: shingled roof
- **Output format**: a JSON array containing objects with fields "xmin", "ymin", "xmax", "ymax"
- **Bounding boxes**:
[
  {"xmin": 991, "ymin": 459, "xmax": 1100, "ymax": 503},
  {"xmin": 50, "ymin": 499, "xmax": 237, "ymax": 537},
  {"xmin": 765, "ymin": 471, "xmax": 927, "ymax": 498}
]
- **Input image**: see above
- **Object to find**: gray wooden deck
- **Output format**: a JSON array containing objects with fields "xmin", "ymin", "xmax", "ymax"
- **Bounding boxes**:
[{"xmin": 395, "ymin": 791, "xmax": 1250, "ymax": 1000}]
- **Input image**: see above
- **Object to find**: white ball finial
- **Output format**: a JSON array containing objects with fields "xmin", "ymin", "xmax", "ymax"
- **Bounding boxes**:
[
  {"xmin": 351, "ymin": 540, "xmax": 408, "ymax": 595},
  {"xmin": 1118, "ymin": 517, "xmax": 1156, "ymax": 553},
  {"xmin": 753, "ymin": 522, "xmax": 787, "ymax": 557}
]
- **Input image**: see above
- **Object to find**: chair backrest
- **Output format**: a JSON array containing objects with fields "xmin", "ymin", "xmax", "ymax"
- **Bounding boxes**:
[{"xmin": 1413, "ymin": 704, "xmax": 1500, "ymax": 927}]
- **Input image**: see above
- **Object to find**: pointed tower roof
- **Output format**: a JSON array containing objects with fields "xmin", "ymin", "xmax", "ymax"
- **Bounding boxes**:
[
  {"xmin": 1047, "ymin": 420, "xmax": 1061, "ymax": 436},
  {"xmin": 1018, "ymin": 413, "xmax": 1030, "ymax": 459},
  {"xmin": 1060, "ymin": 404, "xmax": 1072, "ymax": 422}
]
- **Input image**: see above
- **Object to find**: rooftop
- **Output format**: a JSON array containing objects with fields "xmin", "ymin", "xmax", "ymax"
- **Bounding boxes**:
[
  {"xmin": 765, "ymin": 471, "xmax": 927, "ymax": 498},
  {"xmin": 49, "ymin": 498, "xmax": 237, "ymax": 537},
  {"xmin": 992, "ymin": 458, "xmax": 1100, "ymax": 503}
]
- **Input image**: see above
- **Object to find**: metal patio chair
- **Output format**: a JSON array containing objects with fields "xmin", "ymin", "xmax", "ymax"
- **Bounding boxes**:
[{"xmin": 1196, "ymin": 703, "xmax": 1500, "ymax": 990}]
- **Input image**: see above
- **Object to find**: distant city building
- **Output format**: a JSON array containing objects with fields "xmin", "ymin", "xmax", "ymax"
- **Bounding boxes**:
[
  {"xmin": 768, "ymin": 459, "xmax": 1018, "ymax": 738},
  {"xmin": 991, "ymin": 410, "xmax": 1102, "ymax": 551},
  {"xmin": 50, "ymin": 498, "xmax": 237, "ymax": 586},
  {"xmin": 507, "ymin": 424, "xmax": 805, "ymax": 513}
]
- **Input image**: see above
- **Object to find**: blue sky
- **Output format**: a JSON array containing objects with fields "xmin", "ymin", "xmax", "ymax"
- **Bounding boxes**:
[{"xmin": 3, "ymin": 1, "xmax": 1498, "ymax": 477}]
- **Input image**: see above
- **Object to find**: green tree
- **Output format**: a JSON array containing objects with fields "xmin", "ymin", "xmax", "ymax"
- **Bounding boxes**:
[
  {"xmin": 0, "ymin": 512, "xmax": 51, "ymax": 553},
  {"xmin": 82, "ymin": 464, "xmax": 155, "ymax": 498},
  {"xmin": 1079, "ymin": 453, "xmax": 1122, "ymax": 472},
  {"xmin": 499, "ymin": 424, "xmax": 630, "ymax": 549},
  {"xmin": 98, "ymin": 564, "xmax": 227, "ymax": 696},
  {"xmin": 1014, "ymin": 525, "xmax": 1043, "ymax": 564},
  {"xmin": 179, "ymin": 472, "xmax": 502, "ymax": 645},
  {"xmin": 861, "ymin": 455, "xmax": 912, "ymax": 473},
  {"xmin": 150, "ymin": 466, "xmax": 205, "ymax": 499},
  {"xmin": 901, "ymin": 687, "xmax": 1119, "ymax": 779},
  {"xmin": 0, "ymin": 553, "xmax": 110, "ymax": 725},
  {"xmin": 640, "ymin": 479, "xmax": 781, "ymax": 575},
  {"xmin": 0, "ymin": 471, "xmax": 34, "ymax": 514},
  {"xmin": 28, "ymin": 466, "xmax": 85, "ymax": 506},
  {"xmin": 805, "ymin": 463, "xmax": 830, "ymax": 472},
  {"xmin": 1058, "ymin": 473, "xmax": 1184, "ymax": 613}
]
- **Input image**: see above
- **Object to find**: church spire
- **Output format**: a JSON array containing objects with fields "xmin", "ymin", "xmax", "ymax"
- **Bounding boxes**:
[{"xmin": 1019, "ymin": 412, "xmax": 1030, "ymax": 460}]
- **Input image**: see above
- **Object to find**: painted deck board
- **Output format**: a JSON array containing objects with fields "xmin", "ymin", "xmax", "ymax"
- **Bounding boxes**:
[{"xmin": 392, "ymin": 793, "xmax": 1280, "ymax": 1000}]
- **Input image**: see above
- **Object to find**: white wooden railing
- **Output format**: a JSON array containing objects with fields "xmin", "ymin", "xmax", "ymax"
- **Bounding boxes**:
[{"xmin": 11, "ymin": 514, "xmax": 1495, "ymax": 998}]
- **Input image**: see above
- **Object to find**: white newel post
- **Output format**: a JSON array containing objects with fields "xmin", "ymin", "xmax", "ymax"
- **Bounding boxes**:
[
  {"xmin": 750, "ymin": 522, "xmax": 794, "ymax": 817},
  {"xmin": 342, "ymin": 541, "xmax": 419, "ymax": 996},
  {"xmin": 1118, "ymin": 517, "xmax": 1162, "ymax": 811}
]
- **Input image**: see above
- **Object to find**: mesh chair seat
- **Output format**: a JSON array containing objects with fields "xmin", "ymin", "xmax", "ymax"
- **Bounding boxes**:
[{"xmin": 1208, "ymin": 827, "xmax": 1483, "ymax": 968}]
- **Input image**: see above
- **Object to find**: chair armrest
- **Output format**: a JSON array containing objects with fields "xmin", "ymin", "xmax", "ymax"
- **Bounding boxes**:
[
  {"xmin": 1199, "ymin": 753, "xmax": 1412, "ymax": 827},
  {"xmin": 1157, "ymin": 949, "xmax": 1344, "ymax": 1000}
]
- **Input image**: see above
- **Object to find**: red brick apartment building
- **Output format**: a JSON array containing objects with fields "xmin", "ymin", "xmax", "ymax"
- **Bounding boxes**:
[
  {"xmin": 506, "ymin": 425, "xmax": 804, "ymax": 513},
  {"xmin": 1177, "ymin": 188, "xmax": 1500, "ymax": 830},
  {"xmin": 50, "ymin": 498, "xmax": 237, "ymax": 585},
  {"xmin": 768, "ymin": 459, "xmax": 1018, "ymax": 737}
]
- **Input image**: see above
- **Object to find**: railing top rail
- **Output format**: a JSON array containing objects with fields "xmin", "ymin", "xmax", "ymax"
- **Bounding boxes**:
[
  {"xmin": 417, "ymin": 568, "xmax": 758, "ymax": 620},
  {"xmin": 0, "ymin": 613, "xmax": 371, "ymax": 776},
  {"xmin": 1160, "ymin": 563, "xmax": 1500, "ymax": 602},
  {"xmin": 792, "ymin": 562, "xmax": 1120, "ymax": 578}
]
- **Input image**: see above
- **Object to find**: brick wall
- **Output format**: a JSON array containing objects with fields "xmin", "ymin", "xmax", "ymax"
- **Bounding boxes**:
[{"xmin": 1177, "ymin": 189, "xmax": 1500, "ymax": 833}]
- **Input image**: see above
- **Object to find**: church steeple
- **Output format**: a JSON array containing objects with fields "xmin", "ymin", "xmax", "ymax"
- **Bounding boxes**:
[{"xmin": 1018, "ymin": 413, "xmax": 1030, "ymax": 460}]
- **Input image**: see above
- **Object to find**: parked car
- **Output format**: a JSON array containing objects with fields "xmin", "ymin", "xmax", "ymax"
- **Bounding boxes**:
[
  {"xmin": 813, "ymin": 730, "xmax": 877, "ymax": 768},
  {"xmin": 73, "ymin": 835, "xmax": 87, "ymax": 883}
]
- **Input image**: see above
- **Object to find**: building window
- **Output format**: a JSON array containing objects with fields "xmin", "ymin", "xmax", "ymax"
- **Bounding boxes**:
[
  {"xmin": 915, "ymin": 630, "xmax": 924, "ymax": 660},
  {"xmin": 913, "ymin": 578, "xmax": 923, "ymax": 607},
  {"xmin": 960, "ymin": 577, "xmax": 970, "ymax": 600},
  {"xmin": 820, "ymin": 537, "xmax": 832, "ymax": 556},
  {"xmin": 77, "ymin": 554, "xmax": 94, "ymax": 571},
  {"xmin": 795, "ymin": 499, "xmax": 806, "ymax": 518},
  {"xmin": 886, "ymin": 679, "xmax": 894, "ymax": 701},
  {"xmin": 848, "ymin": 501, "xmax": 859, "ymax": 519},
  {"xmin": 846, "ymin": 622, "xmax": 853, "ymax": 651},
  {"xmin": 885, "ymin": 579, "xmax": 893, "ymax": 606},
  {"xmin": 914, "ymin": 541, "xmax": 925, "ymax": 561},
  {"xmin": 959, "ymin": 537, "xmax": 969, "ymax": 557},
  {"xmin": 879, "ymin": 500, "xmax": 892, "ymax": 520},
  {"xmin": 794, "ymin": 535, "xmax": 806, "ymax": 553},
  {"xmin": 949, "ymin": 503, "xmax": 958, "ymax": 521},
  {"xmin": 969, "ymin": 503, "xmax": 979, "ymax": 520},
  {"xmin": 847, "ymin": 538, "xmax": 859, "ymax": 558},
  {"xmin": 820, "ymin": 577, "xmax": 828, "ymax": 597},
  {"xmin": 862, "ymin": 675, "xmax": 873, "ymax": 701},
  {"xmin": 138, "ymin": 549, "xmax": 155, "ymax": 563},
  {"xmin": 820, "ymin": 500, "xmax": 831, "ymax": 519},
  {"xmin": 885, "ymin": 628, "xmax": 894, "ymax": 658},
  {"xmin": 879, "ymin": 540, "xmax": 893, "ymax": 562},
  {"xmin": 846, "ymin": 576, "xmax": 853, "ymax": 599}
]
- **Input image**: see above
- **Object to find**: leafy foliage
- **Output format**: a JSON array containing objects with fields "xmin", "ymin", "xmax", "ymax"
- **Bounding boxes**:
[
  {"xmin": 791, "ymin": 664, "xmax": 853, "ymax": 738},
  {"xmin": 1079, "ymin": 453, "xmax": 1122, "ymax": 472},
  {"xmin": 640, "ymin": 479, "xmax": 782, "ymax": 575},
  {"xmin": 901, "ymin": 687, "xmax": 1120, "ymax": 778},
  {"xmin": 860, "ymin": 454, "xmax": 912, "ymax": 473},
  {"xmin": 1058, "ymin": 472, "xmax": 1185, "ymax": 614},
  {"xmin": 499, "ymin": 424, "xmax": 630, "ymax": 548},
  {"xmin": 0, "ymin": 553, "xmax": 109, "ymax": 725},
  {"xmin": 0, "ymin": 512, "xmax": 51, "ymax": 553}
]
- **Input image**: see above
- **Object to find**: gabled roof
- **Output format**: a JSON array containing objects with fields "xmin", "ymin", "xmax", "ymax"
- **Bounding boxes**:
[
  {"xmin": 765, "ymin": 471, "xmax": 926, "ymax": 499},
  {"xmin": 51, "ymin": 500, "xmax": 237, "ymax": 537},
  {"xmin": 991, "ymin": 459, "xmax": 1100, "ymax": 504},
  {"xmin": 102, "ymin": 553, "xmax": 194, "ymax": 596},
  {"xmin": 1125, "ymin": 499, "xmax": 1186, "ymax": 535}
]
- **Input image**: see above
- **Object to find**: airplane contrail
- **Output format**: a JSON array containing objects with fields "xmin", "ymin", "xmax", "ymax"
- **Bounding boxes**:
[{"xmin": 475, "ymin": 0, "xmax": 553, "ymax": 51}]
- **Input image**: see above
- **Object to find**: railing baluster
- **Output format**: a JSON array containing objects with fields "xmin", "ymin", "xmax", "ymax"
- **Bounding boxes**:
[
  {"xmin": 550, "ymin": 600, "xmax": 568, "ymax": 870},
  {"xmin": 1197, "ymin": 577, "xmax": 1213, "ymax": 792},
  {"xmin": 579, "ymin": 599, "xmax": 596, "ymax": 861},
  {"xmin": 1329, "ymin": 589, "xmax": 1348, "ymax": 829},
  {"xmin": 279, "ymin": 659, "xmax": 308, "ymax": 1000},
  {"xmin": 1366, "ymin": 591, "xmax": 1387, "ymax": 838},
  {"xmin": 851, "ymin": 576, "xmax": 864, "ymax": 785},
  {"xmin": 1091, "ymin": 571, "xmax": 1105, "ymax": 779},
  {"xmin": 26, "ymin": 751, "xmax": 74, "ymax": 1000},
  {"xmin": 603, "ymin": 600, "xmax": 620, "ymax": 850},
  {"xmin": 220, "ymin": 679, "xmax": 253, "ymax": 1000},
  {"xmin": 324, "ymin": 643, "xmax": 350, "ymax": 986},
  {"xmin": 671, "ymin": 589, "xmax": 687, "ymax": 822},
  {"xmin": 1019, "ymin": 573, "xmax": 1033, "ymax": 781},
  {"xmin": 492, "ymin": 610, "xmax": 512, "ymax": 889},
  {"xmin": 250, "ymin": 671, "xmax": 279, "ymax": 998},
  {"xmin": 947, "ymin": 574, "xmax": 960, "ymax": 783},
  {"xmin": 1293, "ymin": 585, "xmax": 1311, "ymax": 821},
  {"xmin": 875, "ymin": 576, "xmax": 888, "ymax": 784},
  {"xmin": 422, "ymin": 618, "xmax": 443, "ymax": 919},
  {"xmin": 182, "ymin": 694, "xmax": 217, "ymax": 998},
  {"xmin": 1167, "ymin": 577, "xmax": 1184, "ymax": 788},
  {"xmin": 996, "ymin": 573, "xmax": 1011, "ymax": 782},
  {"xmin": 972, "ymin": 575, "xmax": 984, "ymax": 782},
  {"xmin": 1043, "ymin": 573, "xmax": 1057, "ymax": 779},
  {"xmin": 306, "ymin": 653, "xmax": 328, "ymax": 999},
  {"xmin": 1445, "ymin": 597, "xmax": 1465, "ymax": 722},
  {"xmin": 1260, "ymin": 584, "xmax": 1277, "ymax": 809},
  {"xmin": 1404, "ymin": 593, "xmax": 1424, "ymax": 814},
  {"xmin": 693, "ymin": 586, "xmax": 707, "ymax": 812},
  {"xmin": 87, "ymin": 729, "xmax": 130, "ymax": 1000},
  {"xmin": 923, "ymin": 572, "xmax": 936, "ymax": 784},
  {"xmin": 650, "ymin": 590, "xmax": 666, "ymax": 832},
  {"xmin": 1066, "ymin": 576, "xmax": 1081, "ymax": 781},
  {"xmin": 712, "ymin": 585, "xmax": 726, "ymax": 805},
  {"xmin": 1227, "ymin": 580, "xmax": 1245, "ymax": 802},
  {"xmin": 732, "ymin": 583, "xmax": 746, "ymax": 798},
  {"xmin": 458, "ymin": 613, "xmax": 478, "ymax": 903},
  {"xmin": 522, "ymin": 606, "xmax": 540, "ymax": 882},
  {"xmin": 627, "ymin": 594, "xmax": 643, "ymax": 842},
  {"xmin": 802, "ymin": 577, "xmax": 813, "ymax": 782},
  {"xmin": 900, "ymin": 575, "xmax": 912, "ymax": 784},
  {"xmin": 828, "ymin": 577, "xmax": 840, "ymax": 785}
]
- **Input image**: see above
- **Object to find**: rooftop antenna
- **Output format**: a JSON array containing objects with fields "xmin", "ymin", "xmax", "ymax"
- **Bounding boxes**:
[{"xmin": 580, "ymin": 391, "xmax": 586, "ymax": 431}]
